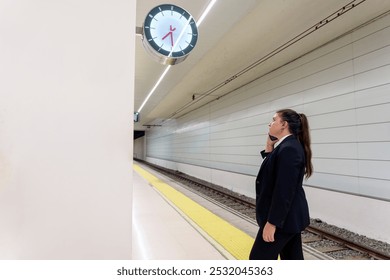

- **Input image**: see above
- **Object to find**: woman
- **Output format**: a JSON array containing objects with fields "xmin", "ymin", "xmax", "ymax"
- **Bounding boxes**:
[{"xmin": 249, "ymin": 109, "xmax": 313, "ymax": 260}]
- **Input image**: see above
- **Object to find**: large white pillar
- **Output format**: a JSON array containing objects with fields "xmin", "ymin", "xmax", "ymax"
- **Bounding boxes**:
[{"xmin": 0, "ymin": 0, "xmax": 134, "ymax": 259}]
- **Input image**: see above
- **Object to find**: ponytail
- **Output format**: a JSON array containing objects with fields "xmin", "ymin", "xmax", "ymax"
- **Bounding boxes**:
[
  {"xmin": 298, "ymin": 113, "xmax": 313, "ymax": 178},
  {"xmin": 276, "ymin": 109, "xmax": 313, "ymax": 179}
]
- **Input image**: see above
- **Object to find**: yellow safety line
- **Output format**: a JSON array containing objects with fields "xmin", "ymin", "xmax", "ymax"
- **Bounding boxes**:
[{"xmin": 133, "ymin": 164, "xmax": 254, "ymax": 260}]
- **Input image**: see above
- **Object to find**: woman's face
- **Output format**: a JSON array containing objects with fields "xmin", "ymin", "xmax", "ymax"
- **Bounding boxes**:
[{"xmin": 268, "ymin": 113, "xmax": 285, "ymax": 138}]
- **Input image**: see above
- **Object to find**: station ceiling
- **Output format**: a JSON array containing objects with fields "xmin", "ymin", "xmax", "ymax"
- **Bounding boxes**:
[{"xmin": 134, "ymin": 0, "xmax": 390, "ymax": 131}]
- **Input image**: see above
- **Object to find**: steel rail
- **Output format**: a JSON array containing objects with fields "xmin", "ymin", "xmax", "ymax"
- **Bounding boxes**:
[{"xmin": 305, "ymin": 225, "xmax": 390, "ymax": 260}]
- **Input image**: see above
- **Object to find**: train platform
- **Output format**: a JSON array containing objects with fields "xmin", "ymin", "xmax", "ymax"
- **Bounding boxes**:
[{"xmin": 132, "ymin": 162, "xmax": 323, "ymax": 260}]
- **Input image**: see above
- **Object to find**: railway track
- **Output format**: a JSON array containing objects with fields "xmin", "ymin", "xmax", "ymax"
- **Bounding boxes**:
[{"xmin": 135, "ymin": 160, "xmax": 390, "ymax": 260}]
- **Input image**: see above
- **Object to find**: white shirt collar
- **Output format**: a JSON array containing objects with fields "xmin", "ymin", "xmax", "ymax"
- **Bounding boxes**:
[{"xmin": 274, "ymin": 134, "xmax": 292, "ymax": 148}]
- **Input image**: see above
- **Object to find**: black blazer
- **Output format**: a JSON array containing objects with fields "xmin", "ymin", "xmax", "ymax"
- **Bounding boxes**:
[{"xmin": 255, "ymin": 135, "xmax": 310, "ymax": 233}]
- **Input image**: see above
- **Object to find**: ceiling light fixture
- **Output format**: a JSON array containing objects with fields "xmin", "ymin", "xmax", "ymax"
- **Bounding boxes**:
[
  {"xmin": 136, "ymin": 0, "xmax": 218, "ymax": 114},
  {"xmin": 197, "ymin": 0, "xmax": 217, "ymax": 26},
  {"xmin": 137, "ymin": 65, "xmax": 171, "ymax": 113}
]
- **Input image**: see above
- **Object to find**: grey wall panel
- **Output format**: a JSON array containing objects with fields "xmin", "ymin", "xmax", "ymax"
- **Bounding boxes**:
[
  {"xmin": 308, "ymin": 173, "xmax": 359, "ymax": 194},
  {"xmin": 358, "ymin": 178, "xmax": 390, "ymax": 200}
]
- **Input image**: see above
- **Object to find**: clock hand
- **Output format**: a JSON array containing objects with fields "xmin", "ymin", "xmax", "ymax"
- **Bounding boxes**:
[
  {"xmin": 162, "ymin": 32, "xmax": 170, "ymax": 40},
  {"xmin": 162, "ymin": 25, "xmax": 177, "ymax": 47},
  {"xmin": 170, "ymin": 25, "xmax": 176, "ymax": 47},
  {"xmin": 170, "ymin": 33, "xmax": 174, "ymax": 47}
]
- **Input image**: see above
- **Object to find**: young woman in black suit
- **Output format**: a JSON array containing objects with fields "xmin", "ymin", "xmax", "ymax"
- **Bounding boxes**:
[{"xmin": 249, "ymin": 109, "xmax": 313, "ymax": 260}]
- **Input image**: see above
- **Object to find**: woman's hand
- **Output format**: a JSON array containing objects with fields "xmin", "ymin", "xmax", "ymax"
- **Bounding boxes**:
[
  {"xmin": 262, "ymin": 222, "xmax": 276, "ymax": 242},
  {"xmin": 265, "ymin": 134, "xmax": 278, "ymax": 152}
]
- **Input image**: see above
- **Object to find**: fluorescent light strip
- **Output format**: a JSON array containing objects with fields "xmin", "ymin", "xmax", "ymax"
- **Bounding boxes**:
[
  {"xmin": 197, "ymin": 0, "xmax": 217, "ymax": 26},
  {"xmin": 137, "ymin": 0, "xmax": 218, "ymax": 113},
  {"xmin": 137, "ymin": 65, "xmax": 171, "ymax": 113}
]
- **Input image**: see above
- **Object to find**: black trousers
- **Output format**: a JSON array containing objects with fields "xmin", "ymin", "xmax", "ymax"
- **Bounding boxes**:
[{"xmin": 249, "ymin": 230, "xmax": 304, "ymax": 260}]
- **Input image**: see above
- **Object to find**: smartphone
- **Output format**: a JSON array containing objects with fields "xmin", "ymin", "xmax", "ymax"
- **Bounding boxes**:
[{"xmin": 268, "ymin": 134, "xmax": 278, "ymax": 141}]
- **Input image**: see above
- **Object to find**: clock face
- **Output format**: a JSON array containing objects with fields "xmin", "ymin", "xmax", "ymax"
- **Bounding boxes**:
[{"xmin": 143, "ymin": 4, "xmax": 198, "ymax": 59}]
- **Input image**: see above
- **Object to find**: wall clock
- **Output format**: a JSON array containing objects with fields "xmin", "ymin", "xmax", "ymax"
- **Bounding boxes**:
[{"xmin": 142, "ymin": 4, "xmax": 198, "ymax": 65}]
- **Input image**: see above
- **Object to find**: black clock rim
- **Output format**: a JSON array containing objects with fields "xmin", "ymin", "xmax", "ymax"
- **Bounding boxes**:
[{"xmin": 143, "ymin": 4, "xmax": 198, "ymax": 58}]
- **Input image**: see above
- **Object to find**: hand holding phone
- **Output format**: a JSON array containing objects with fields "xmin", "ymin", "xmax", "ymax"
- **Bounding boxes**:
[
  {"xmin": 268, "ymin": 134, "xmax": 278, "ymax": 141},
  {"xmin": 265, "ymin": 134, "xmax": 277, "ymax": 152}
]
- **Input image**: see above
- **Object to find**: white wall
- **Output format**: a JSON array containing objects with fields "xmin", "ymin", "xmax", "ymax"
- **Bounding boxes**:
[
  {"xmin": 0, "ymin": 0, "xmax": 135, "ymax": 259},
  {"xmin": 146, "ymin": 13, "xmax": 390, "ymax": 243}
]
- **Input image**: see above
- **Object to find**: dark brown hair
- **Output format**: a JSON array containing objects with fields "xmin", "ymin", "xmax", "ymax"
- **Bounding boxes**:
[{"xmin": 277, "ymin": 109, "xmax": 313, "ymax": 178}]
